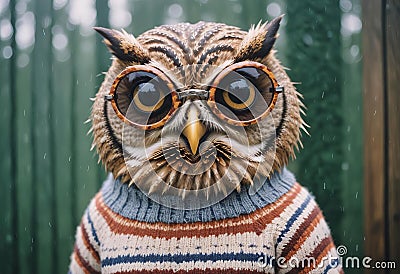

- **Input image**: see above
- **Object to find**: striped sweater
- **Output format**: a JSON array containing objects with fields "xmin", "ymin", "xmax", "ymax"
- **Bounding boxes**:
[{"xmin": 69, "ymin": 168, "xmax": 343, "ymax": 273}]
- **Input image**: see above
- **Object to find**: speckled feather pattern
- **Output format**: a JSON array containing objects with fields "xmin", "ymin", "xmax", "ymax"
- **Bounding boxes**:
[{"xmin": 90, "ymin": 18, "xmax": 305, "ymax": 188}]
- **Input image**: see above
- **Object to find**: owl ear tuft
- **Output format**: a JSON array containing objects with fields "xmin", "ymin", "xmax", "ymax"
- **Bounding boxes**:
[
  {"xmin": 94, "ymin": 27, "xmax": 150, "ymax": 64},
  {"xmin": 235, "ymin": 15, "xmax": 283, "ymax": 62}
]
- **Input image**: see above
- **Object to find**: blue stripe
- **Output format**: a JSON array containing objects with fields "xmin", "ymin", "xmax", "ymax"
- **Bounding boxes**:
[
  {"xmin": 86, "ymin": 210, "xmax": 101, "ymax": 246},
  {"xmin": 276, "ymin": 194, "xmax": 311, "ymax": 245},
  {"xmin": 323, "ymin": 257, "xmax": 340, "ymax": 273},
  {"xmin": 102, "ymin": 252, "xmax": 270, "ymax": 267}
]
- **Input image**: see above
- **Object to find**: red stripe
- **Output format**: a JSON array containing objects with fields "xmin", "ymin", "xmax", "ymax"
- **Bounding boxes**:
[
  {"xmin": 80, "ymin": 221, "xmax": 101, "ymax": 263},
  {"xmin": 299, "ymin": 237, "xmax": 335, "ymax": 274},
  {"xmin": 285, "ymin": 236, "xmax": 333, "ymax": 274},
  {"xmin": 73, "ymin": 244, "xmax": 101, "ymax": 274},
  {"xmin": 280, "ymin": 205, "xmax": 322, "ymax": 260}
]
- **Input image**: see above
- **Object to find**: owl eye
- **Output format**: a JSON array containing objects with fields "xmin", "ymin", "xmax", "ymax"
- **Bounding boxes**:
[
  {"xmin": 222, "ymin": 78, "xmax": 256, "ymax": 110},
  {"xmin": 112, "ymin": 68, "xmax": 176, "ymax": 127},
  {"xmin": 132, "ymin": 82, "xmax": 165, "ymax": 113},
  {"xmin": 211, "ymin": 62, "xmax": 276, "ymax": 123}
]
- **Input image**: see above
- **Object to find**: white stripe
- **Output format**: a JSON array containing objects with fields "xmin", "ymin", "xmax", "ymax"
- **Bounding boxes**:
[
  {"xmin": 101, "ymin": 228, "xmax": 276, "ymax": 258},
  {"xmin": 102, "ymin": 259, "xmax": 265, "ymax": 273}
]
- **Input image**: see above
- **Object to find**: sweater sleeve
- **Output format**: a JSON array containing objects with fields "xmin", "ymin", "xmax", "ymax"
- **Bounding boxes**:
[
  {"xmin": 274, "ymin": 186, "xmax": 343, "ymax": 274},
  {"xmin": 68, "ymin": 202, "xmax": 102, "ymax": 274}
]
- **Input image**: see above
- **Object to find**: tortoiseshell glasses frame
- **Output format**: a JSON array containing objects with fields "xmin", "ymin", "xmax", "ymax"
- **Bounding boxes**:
[{"xmin": 105, "ymin": 61, "xmax": 283, "ymax": 130}]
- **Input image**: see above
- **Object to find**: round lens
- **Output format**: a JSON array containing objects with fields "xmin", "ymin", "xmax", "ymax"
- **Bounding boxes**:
[
  {"xmin": 111, "ymin": 67, "xmax": 177, "ymax": 128},
  {"xmin": 211, "ymin": 63, "xmax": 275, "ymax": 124}
]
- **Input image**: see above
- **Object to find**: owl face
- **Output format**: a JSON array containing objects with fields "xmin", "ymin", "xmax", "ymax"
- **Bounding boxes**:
[{"xmin": 91, "ymin": 16, "xmax": 304, "ymax": 203}]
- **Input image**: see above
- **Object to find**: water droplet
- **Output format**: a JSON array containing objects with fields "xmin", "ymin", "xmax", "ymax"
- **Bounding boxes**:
[
  {"xmin": 340, "ymin": 0, "xmax": 352, "ymax": 12},
  {"xmin": 5, "ymin": 234, "xmax": 12, "ymax": 243},
  {"xmin": 302, "ymin": 34, "xmax": 313, "ymax": 46},
  {"xmin": 168, "ymin": 3, "xmax": 183, "ymax": 18},
  {"xmin": 266, "ymin": 2, "xmax": 281, "ymax": 17},
  {"xmin": 350, "ymin": 45, "xmax": 359, "ymax": 57},
  {"xmin": 2, "ymin": 45, "xmax": 13, "ymax": 59},
  {"xmin": 43, "ymin": 153, "xmax": 47, "ymax": 159}
]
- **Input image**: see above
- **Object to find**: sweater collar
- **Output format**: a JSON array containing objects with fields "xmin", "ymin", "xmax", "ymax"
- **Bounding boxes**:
[{"xmin": 101, "ymin": 167, "xmax": 296, "ymax": 223}]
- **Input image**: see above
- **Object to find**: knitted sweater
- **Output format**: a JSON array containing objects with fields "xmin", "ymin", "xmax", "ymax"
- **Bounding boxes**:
[{"xmin": 69, "ymin": 168, "xmax": 343, "ymax": 273}]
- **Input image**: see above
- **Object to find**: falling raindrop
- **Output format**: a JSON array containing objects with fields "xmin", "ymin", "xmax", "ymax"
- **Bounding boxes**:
[
  {"xmin": 5, "ymin": 234, "xmax": 12, "ymax": 243},
  {"xmin": 168, "ymin": 3, "xmax": 183, "ymax": 18},
  {"xmin": 340, "ymin": 0, "xmax": 352, "ymax": 12},
  {"xmin": 302, "ymin": 34, "xmax": 313, "ymax": 46},
  {"xmin": 350, "ymin": 45, "xmax": 359, "ymax": 57},
  {"xmin": 266, "ymin": 2, "xmax": 281, "ymax": 17},
  {"xmin": 2, "ymin": 45, "xmax": 12, "ymax": 59}
]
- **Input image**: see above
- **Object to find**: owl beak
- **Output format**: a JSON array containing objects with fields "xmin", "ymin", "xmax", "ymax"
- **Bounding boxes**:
[{"xmin": 182, "ymin": 108, "xmax": 206, "ymax": 155}]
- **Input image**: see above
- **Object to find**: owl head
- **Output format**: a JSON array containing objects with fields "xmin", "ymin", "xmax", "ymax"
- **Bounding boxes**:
[{"xmin": 91, "ymin": 16, "xmax": 305, "ymax": 205}]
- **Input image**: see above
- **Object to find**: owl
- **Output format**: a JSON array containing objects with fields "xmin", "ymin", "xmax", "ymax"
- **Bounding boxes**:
[{"xmin": 69, "ymin": 16, "xmax": 343, "ymax": 273}]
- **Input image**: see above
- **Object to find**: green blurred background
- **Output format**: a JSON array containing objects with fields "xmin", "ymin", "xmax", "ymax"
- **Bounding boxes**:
[{"xmin": 0, "ymin": 0, "xmax": 363, "ymax": 273}]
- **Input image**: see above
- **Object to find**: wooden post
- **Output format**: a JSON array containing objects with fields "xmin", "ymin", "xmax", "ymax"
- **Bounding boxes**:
[
  {"xmin": 386, "ymin": 0, "xmax": 400, "ymax": 269},
  {"xmin": 362, "ymin": 0, "xmax": 400, "ymax": 272},
  {"xmin": 362, "ymin": 0, "xmax": 386, "ymax": 264}
]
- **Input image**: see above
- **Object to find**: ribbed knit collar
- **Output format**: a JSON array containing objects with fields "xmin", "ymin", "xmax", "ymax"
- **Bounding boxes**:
[{"xmin": 101, "ymin": 167, "xmax": 296, "ymax": 224}]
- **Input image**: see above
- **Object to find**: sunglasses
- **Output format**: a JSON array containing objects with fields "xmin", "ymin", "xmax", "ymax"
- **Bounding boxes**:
[{"xmin": 105, "ymin": 61, "xmax": 283, "ymax": 130}]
